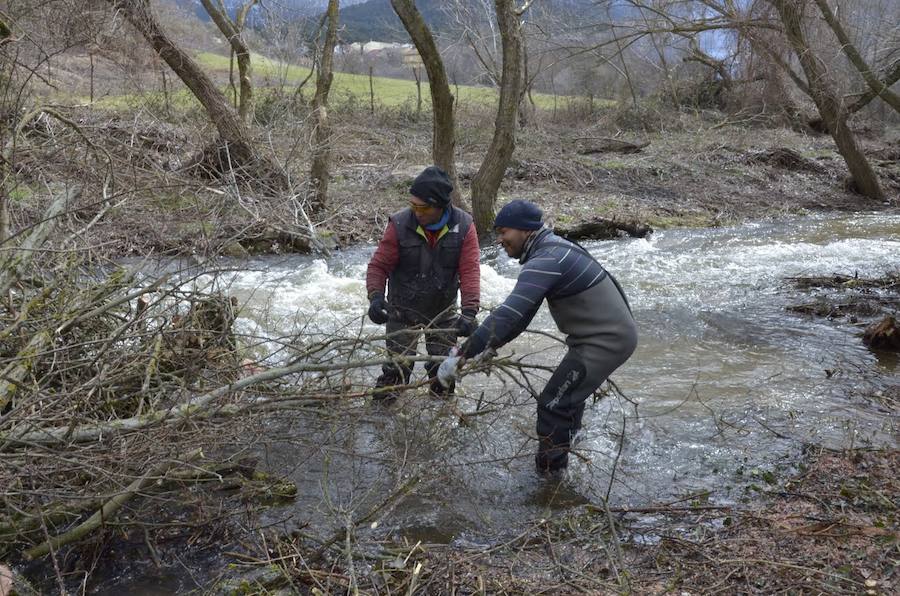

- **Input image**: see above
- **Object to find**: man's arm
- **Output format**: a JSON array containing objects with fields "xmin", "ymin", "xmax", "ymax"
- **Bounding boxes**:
[
  {"xmin": 366, "ymin": 221, "xmax": 399, "ymax": 298},
  {"xmin": 462, "ymin": 256, "xmax": 559, "ymax": 358},
  {"xmin": 457, "ymin": 224, "xmax": 481, "ymax": 312}
]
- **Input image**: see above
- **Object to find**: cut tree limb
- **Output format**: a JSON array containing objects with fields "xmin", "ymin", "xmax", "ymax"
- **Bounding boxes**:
[
  {"xmin": 23, "ymin": 449, "xmax": 202, "ymax": 560},
  {"xmin": 556, "ymin": 218, "xmax": 653, "ymax": 240},
  {"xmin": 0, "ymin": 355, "xmax": 432, "ymax": 448},
  {"xmin": 0, "ymin": 189, "xmax": 72, "ymax": 297},
  {"xmin": 575, "ymin": 137, "xmax": 650, "ymax": 155}
]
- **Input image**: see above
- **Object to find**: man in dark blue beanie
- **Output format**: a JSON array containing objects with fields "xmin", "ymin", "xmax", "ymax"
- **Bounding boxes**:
[
  {"xmin": 492, "ymin": 199, "xmax": 544, "ymax": 231},
  {"xmin": 440, "ymin": 199, "xmax": 638, "ymax": 476},
  {"xmin": 366, "ymin": 166, "xmax": 481, "ymax": 402}
]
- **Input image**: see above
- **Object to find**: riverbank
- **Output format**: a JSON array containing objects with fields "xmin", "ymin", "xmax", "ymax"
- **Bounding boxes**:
[
  {"xmin": 17, "ymin": 105, "xmax": 898, "ymax": 257},
  {"xmin": 209, "ymin": 446, "xmax": 897, "ymax": 594},
  {"xmin": 326, "ymin": 113, "xmax": 900, "ymax": 248}
]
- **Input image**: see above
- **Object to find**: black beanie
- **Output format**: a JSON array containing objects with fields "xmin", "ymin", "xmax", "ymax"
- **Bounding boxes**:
[
  {"xmin": 410, "ymin": 166, "xmax": 453, "ymax": 208},
  {"xmin": 493, "ymin": 199, "xmax": 543, "ymax": 230}
]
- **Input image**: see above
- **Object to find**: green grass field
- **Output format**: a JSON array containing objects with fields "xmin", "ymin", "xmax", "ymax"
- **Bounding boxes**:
[
  {"xmin": 194, "ymin": 51, "xmax": 612, "ymax": 112},
  {"xmin": 89, "ymin": 51, "xmax": 612, "ymax": 114}
]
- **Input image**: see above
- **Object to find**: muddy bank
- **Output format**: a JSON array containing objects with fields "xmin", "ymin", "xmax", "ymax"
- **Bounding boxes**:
[
  {"xmin": 13, "ymin": 106, "xmax": 898, "ymax": 257},
  {"xmin": 201, "ymin": 448, "xmax": 897, "ymax": 595},
  {"xmin": 321, "ymin": 116, "xmax": 900, "ymax": 249}
]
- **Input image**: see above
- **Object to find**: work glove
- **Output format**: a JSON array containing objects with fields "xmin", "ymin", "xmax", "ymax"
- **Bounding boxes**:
[
  {"xmin": 437, "ymin": 346, "xmax": 462, "ymax": 388},
  {"xmin": 367, "ymin": 293, "xmax": 389, "ymax": 325},
  {"xmin": 455, "ymin": 308, "xmax": 478, "ymax": 337}
]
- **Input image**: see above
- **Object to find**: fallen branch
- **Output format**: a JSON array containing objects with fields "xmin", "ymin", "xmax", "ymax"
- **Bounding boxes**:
[
  {"xmin": 0, "ymin": 355, "xmax": 438, "ymax": 448},
  {"xmin": 556, "ymin": 218, "xmax": 653, "ymax": 240},
  {"xmin": 575, "ymin": 137, "xmax": 650, "ymax": 155},
  {"xmin": 23, "ymin": 448, "xmax": 202, "ymax": 559}
]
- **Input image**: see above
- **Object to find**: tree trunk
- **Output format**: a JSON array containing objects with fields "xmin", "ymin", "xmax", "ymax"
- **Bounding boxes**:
[
  {"xmin": 517, "ymin": 43, "xmax": 529, "ymax": 129},
  {"xmin": 470, "ymin": 0, "xmax": 523, "ymax": 235},
  {"xmin": 391, "ymin": 0, "xmax": 461, "ymax": 205},
  {"xmin": 309, "ymin": 0, "xmax": 339, "ymax": 212},
  {"xmin": 112, "ymin": 0, "xmax": 256, "ymax": 165},
  {"xmin": 413, "ymin": 66, "xmax": 422, "ymax": 121},
  {"xmin": 200, "ymin": 0, "xmax": 257, "ymax": 126},
  {"xmin": 771, "ymin": 0, "xmax": 884, "ymax": 200},
  {"xmin": 368, "ymin": 65, "xmax": 375, "ymax": 114}
]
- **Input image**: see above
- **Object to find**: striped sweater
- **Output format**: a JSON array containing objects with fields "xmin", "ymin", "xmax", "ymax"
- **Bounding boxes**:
[{"xmin": 463, "ymin": 228, "xmax": 609, "ymax": 358}]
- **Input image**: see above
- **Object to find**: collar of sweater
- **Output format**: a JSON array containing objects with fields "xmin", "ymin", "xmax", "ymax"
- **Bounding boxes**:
[{"xmin": 519, "ymin": 226, "xmax": 550, "ymax": 264}]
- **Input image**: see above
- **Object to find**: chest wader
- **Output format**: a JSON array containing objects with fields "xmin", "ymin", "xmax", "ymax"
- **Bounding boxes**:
[
  {"xmin": 535, "ymin": 271, "xmax": 637, "ymax": 473},
  {"xmin": 373, "ymin": 208, "xmax": 472, "ymax": 402}
]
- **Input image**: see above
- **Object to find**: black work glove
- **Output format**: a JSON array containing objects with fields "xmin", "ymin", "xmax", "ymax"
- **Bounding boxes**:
[
  {"xmin": 455, "ymin": 308, "xmax": 478, "ymax": 337},
  {"xmin": 367, "ymin": 293, "xmax": 389, "ymax": 325}
]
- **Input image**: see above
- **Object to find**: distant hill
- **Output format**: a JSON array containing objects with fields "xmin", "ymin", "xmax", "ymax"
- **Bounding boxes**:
[
  {"xmin": 336, "ymin": 0, "xmax": 445, "ymax": 43},
  {"xmin": 180, "ymin": 0, "xmax": 368, "ymax": 26},
  {"xmin": 336, "ymin": 0, "xmax": 629, "ymax": 43},
  {"xmin": 177, "ymin": 0, "xmax": 629, "ymax": 44}
]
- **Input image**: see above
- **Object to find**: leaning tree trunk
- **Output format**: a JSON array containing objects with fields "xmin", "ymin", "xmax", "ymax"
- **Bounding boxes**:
[
  {"xmin": 812, "ymin": 0, "xmax": 900, "ymax": 116},
  {"xmin": 771, "ymin": 0, "xmax": 884, "ymax": 200},
  {"xmin": 309, "ymin": 0, "xmax": 339, "ymax": 213},
  {"xmin": 199, "ymin": 0, "xmax": 258, "ymax": 126},
  {"xmin": 470, "ymin": 0, "xmax": 524, "ymax": 235},
  {"xmin": 112, "ymin": 0, "xmax": 257, "ymax": 166},
  {"xmin": 391, "ymin": 0, "xmax": 461, "ymax": 205}
]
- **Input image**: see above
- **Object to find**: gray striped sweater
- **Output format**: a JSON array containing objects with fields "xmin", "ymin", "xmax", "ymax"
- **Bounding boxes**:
[{"xmin": 463, "ymin": 228, "xmax": 610, "ymax": 357}]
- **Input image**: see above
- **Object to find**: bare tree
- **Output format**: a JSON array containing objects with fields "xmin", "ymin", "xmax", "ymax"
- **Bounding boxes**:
[
  {"xmin": 309, "ymin": 0, "xmax": 339, "ymax": 212},
  {"xmin": 391, "ymin": 0, "xmax": 461, "ymax": 205},
  {"xmin": 812, "ymin": 0, "xmax": 900, "ymax": 115},
  {"xmin": 109, "ymin": 0, "xmax": 258, "ymax": 169},
  {"xmin": 469, "ymin": 0, "xmax": 525, "ymax": 234},
  {"xmin": 768, "ymin": 0, "xmax": 884, "ymax": 200},
  {"xmin": 199, "ymin": 0, "xmax": 258, "ymax": 125},
  {"xmin": 601, "ymin": 0, "xmax": 888, "ymax": 198}
]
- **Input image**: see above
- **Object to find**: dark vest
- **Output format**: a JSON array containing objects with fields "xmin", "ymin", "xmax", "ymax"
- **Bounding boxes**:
[{"xmin": 387, "ymin": 206, "xmax": 473, "ymax": 324}]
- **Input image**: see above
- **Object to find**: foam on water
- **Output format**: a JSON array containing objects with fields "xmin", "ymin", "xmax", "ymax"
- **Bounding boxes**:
[{"xmin": 220, "ymin": 213, "xmax": 896, "ymax": 522}]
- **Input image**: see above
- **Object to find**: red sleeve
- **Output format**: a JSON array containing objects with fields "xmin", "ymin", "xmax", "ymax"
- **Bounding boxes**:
[
  {"xmin": 366, "ymin": 221, "xmax": 399, "ymax": 298},
  {"xmin": 458, "ymin": 224, "xmax": 481, "ymax": 312}
]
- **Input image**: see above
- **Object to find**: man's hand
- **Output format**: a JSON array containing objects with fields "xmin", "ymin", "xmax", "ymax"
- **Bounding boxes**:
[
  {"xmin": 473, "ymin": 346, "xmax": 497, "ymax": 365},
  {"xmin": 367, "ymin": 293, "xmax": 389, "ymax": 324},
  {"xmin": 455, "ymin": 308, "xmax": 478, "ymax": 337},
  {"xmin": 437, "ymin": 346, "xmax": 462, "ymax": 388}
]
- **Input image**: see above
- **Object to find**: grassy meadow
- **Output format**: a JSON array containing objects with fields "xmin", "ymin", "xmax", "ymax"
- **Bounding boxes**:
[{"xmin": 93, "ymin": 50, "xmax": 611, "ymax": 114}]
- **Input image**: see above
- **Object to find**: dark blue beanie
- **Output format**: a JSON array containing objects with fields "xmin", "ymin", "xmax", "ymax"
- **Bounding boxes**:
[
  {"xmin": 493, "ymin": 199, "xmax": 543, "ymax": 230},
  {"xmin": 410, "ymin": 166, "xmax": 453, "ymax": 207}
]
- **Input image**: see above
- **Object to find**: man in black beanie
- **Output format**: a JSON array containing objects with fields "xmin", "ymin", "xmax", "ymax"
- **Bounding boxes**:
[
  {"xmin": 440, "ymin": 199, "xmax": 637, "ymax": 475},
  {"xmin": 365, "ymin": 166, "xmax": 481, "ymax": 401}
]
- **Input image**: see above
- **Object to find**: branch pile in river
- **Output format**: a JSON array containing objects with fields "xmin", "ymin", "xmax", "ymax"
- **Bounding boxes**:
[{"xmin": 0, "ymin": 206, "xmax": 554, "ymax": 584}]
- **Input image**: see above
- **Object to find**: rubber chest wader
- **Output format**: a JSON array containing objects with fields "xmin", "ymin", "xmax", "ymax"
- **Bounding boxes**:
[{"xmin": 530, "ymin": 235, "xmax": 638, "ymax": 472}]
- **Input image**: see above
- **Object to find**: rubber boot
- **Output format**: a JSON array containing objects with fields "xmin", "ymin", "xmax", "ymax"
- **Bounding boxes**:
[{"xmin": 535, "ymin": 437, "xmax": 569, "ymax": 477}]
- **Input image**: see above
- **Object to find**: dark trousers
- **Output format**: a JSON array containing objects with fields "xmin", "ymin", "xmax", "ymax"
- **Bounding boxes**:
[
  {"xmin": 375, "ymin": 318, "xmax": 457, "ymax": 397},
  {"xmin": 535, "ymin": 341, "xmax": 634, "ymax": 472}
]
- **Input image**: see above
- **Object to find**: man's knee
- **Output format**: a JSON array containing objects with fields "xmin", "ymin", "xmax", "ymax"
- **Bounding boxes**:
[{"xmin": 538, "ymin": 356, "xmax": 587, "ymax": 411}]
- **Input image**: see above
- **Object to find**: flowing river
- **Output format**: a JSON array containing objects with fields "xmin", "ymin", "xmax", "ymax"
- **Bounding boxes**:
[
  {"xmin": 76, "ymin": 212, "xmax": 899, "ymax": 593},
  {"xmin": 208, "ymin": 212, "xmax": 899, "ymax": 543}
]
